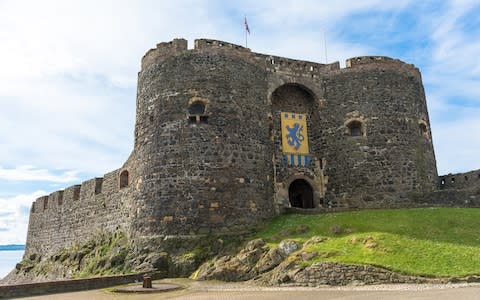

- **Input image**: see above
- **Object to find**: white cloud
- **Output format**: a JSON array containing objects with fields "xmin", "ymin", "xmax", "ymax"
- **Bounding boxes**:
[
  {"xmin": 0, "ymin": 0, "xmax": 226, "ymax": 176},
  {"xmin": 415, "ymin": 0, "xmax": 480, "ymax": 174},
  {"xmin": 0, "ymin": 191, "xmax": 45, "ymax": 244},
  {"xmin": 431, "ymin": 107, "xmax": 480, "ymax": 174},
  {"xmin": 242, "ymin": 0, "xmax": 411, "ymax": 27},
  {"xmin": 0, "ymin": 166, "xmax": 78, "ymax": 183}
]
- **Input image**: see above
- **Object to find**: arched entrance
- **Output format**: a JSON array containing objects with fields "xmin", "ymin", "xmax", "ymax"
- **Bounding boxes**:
[{"xmin": 288, "ymin": 179, "xmax": 314, "ymax": 208}]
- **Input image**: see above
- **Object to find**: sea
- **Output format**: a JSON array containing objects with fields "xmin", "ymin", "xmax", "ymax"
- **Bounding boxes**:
[{"xmin": 0, "ymin": 250, "xmax": 24, "ymax": 280}]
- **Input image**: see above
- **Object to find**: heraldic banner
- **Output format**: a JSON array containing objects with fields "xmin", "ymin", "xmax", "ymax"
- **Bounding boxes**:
[{"xmin": 280, "ymin": 112, "xmax": 309, "ymax": 155}]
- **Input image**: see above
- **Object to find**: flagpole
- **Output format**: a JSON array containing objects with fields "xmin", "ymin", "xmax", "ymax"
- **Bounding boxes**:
[
  {"xmin": 245, "ymin": 26, "xmax": 248, "ymax": 48},
  {"xmin": 245, "ymin": 16, "xmax": 248, "ymax": 48}
]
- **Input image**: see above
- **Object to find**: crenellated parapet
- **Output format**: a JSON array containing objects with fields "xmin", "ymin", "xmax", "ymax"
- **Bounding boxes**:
[
  {"xmin": 141, "ymin": 39, "xmax": 420, "ymax": 81},
  {"xmin": 439, "ymin": 169, "xmax": 480, "ymax": 190},
  {"xmin": 30, "ymin": 170, "xmax": 129, "ymax": 216},
  {"xmin": 141, "ymin": 38, "xmax": 188, "ymax": 71},
  {"xmin": 24, "ymin": 167, "xmax": 135, "ymax": 257},
  {"xmin": 194, "ymin": 38, "xmax": 250, "ymax": 52},
  {"xmin": 141, "ymin": 38, "xmax": 339, "ymax": 78},
  {"xmin": 345, "ymin": 56, "xmax": 422, "ymax": 81}
]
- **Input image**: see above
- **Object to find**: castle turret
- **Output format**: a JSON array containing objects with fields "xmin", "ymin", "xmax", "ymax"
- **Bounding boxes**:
[
  {"xmin": 131, "ymin": 39, "xmax": 275, "ymax": 236},
  {"xmin": 320, "ymin": 56, "xmax": 438, "ymax": 207}
]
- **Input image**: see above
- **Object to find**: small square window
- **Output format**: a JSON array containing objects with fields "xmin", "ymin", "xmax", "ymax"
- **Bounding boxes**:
[{"xmin": 347, "ymin": 120, "xmax": 363, "ymax": 136}]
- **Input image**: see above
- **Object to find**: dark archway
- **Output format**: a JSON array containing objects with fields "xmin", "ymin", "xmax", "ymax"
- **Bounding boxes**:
[{"xmin": 288, "ymin": 179, "xmax": 314, "ymax": 208}]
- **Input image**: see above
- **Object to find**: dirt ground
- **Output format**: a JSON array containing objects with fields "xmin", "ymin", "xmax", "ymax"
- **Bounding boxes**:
[{"xmin": 22, "ymin": 278, "xmax": 480, "ymax": 300}]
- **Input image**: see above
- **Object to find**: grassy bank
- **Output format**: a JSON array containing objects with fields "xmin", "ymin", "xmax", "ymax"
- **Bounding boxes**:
[{"xmin": 255, "ymin": 208, "xmax": 480, "ymax": 277}]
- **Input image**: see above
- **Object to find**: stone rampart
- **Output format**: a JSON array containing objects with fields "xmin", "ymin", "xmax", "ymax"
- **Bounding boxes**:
[
  {"xmin": 439, "ymin": 169, "xmax": 480, "ymax": 190},
  {"xmin": 24, "ymin": 168, "xmax": 134, "ymax": 258}
]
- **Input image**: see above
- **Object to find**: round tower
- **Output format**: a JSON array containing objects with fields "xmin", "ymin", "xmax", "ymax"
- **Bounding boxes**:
[
  {"xmin": 321, "ymin": 56, "xmax": 438, "ymax": 207},
  {"xmin": 130, "ymin": 39, "xmax": 275, "ymax": 236}
]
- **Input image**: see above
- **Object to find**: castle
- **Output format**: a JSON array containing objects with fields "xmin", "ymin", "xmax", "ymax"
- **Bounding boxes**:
[{"xmin": 24, "ymin": 38, "xmax": 480, "ymax": 259}]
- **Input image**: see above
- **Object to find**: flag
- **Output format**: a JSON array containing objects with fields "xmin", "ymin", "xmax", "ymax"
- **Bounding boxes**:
[{"xmin": 244, "ymin": 17, "xmax": 250, "ymax": 34}]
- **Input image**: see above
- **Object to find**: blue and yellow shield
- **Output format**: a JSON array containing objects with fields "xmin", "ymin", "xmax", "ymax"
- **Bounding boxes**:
[
  {"xmin": 281, "ymin": 112, "xmax": 309, "ymax": 154},
  {"xmin": 280, "ymin": 112, "xmax": 311, "ymax": 167}
]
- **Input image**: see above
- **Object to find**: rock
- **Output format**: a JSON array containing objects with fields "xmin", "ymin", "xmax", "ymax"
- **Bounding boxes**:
[
  {"xmin": 28, "ymin": 253, "xmax": 38, "ymax": 261},
  {"xmin": 169, "ymin": 254, "xmax": 197, "ymax": 277},
  {"xmin": 255, "ymin": 240, "xmax": 299, "ymax": 274},
  {"xmin": 15, "ymin": 262, "xmax": 23, "ymax": 270},
  {"xmin": 147, "ymin": 251, "xmax": 171, "ymax": 272},
  {"xmin": 244, "ymin": 238, "xmax": 265, "ymax": 251},
  {"xmin": 135, "ymin": 251, "xmax": 173, "ymax": 276},
  {"xmin": 362, "ymin": 236, "xmax": 377, "ymax": 249},
  {"xmin": 300, "ymin": 251, "xmax": 317, "ymax": 261},
  {"xmin": 194, "ymin": 239, "xmax": 267, "ymax": 281},
  {"xmin": 303, "ymin": 236, "xmax": 328, "ymax": 248},
  {"xmin": 277, "ymin": 240, "xmax": 299, "ymax": 256},
  {"xmin": 258, "ymin": 257, "xmax": 300, "ymax": 285},
  {"xmin": 134, "ymin": 261, "xmax": 154, "ymax": 273},
  {"xmin": 255, "ymin": 247, "xmax": 285, "ymax": 274},
  {"xmin": 466, "ymin": 275, "xmax": 480, "ymax": 283}
]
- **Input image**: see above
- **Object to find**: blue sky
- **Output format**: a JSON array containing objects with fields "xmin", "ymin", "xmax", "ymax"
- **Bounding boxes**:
[{"xmin": 0, "ymin": 0, "xmax": 479, "ymax": 244}]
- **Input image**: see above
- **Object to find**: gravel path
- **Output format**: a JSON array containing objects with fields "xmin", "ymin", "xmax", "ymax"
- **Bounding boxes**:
[{"xmin": 23, "ymin": 279, "xmax": 480, "ymax": 300}]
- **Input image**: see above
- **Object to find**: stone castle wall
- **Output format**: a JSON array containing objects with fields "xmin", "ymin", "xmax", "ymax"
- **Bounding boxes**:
[
  {"xmin": 24, "ymin": 168, "xmax": 135, "ymax": 258},
  {"xmin": 419, "ymin": 169, "xmax": 480, "ymax": 207},
  {"xmin": 23, "ymin": 38, "xmax": 476, "ymax": 261},
  {"xmin": 439, "ymin": 169, "xmax": 480, "ymax": 190}
]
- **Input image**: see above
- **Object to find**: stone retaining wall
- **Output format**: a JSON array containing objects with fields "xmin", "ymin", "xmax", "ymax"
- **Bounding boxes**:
[
  {"xmin": 282, "ymin": 262, "xmax": 480, "ymax": 286},
  {"xmin": 0, "ymin": 274, "xmax": 142, "ymax": 299},
  {"xmin": 287, "ymin": 262, "xmax": 430, "ymax": 286}
]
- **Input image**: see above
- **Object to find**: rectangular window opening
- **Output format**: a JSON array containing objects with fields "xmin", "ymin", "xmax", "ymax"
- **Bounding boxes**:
[
  {"xmin": 58, "ymin": 191, "xmax": 64, "ymax": 205},
  {"xmin": 73, "ymin": 187, "xmax": 80, "ymax": 201},
  {"xmin": 95, "ymin": 178, "xmax": 103, "ymax": 195}
]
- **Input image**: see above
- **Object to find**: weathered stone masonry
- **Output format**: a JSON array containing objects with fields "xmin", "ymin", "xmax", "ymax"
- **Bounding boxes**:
[{"xmin": 24, "ymin": 38, "xmax": 480, "ymax": 259}]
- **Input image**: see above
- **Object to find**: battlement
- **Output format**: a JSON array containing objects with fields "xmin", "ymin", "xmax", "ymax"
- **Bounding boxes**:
[
  {"xmin": 30, "ymin": 170, "xmax": 122, "ymax": 214},
  {"xmin": 344, "ymin": 56, "xmax": 421, "ymax": 80},
  {"xmin": 194, "ymin": 38, "xmax": 250, "ymax": 52},
  {"xmin": 25, "ymin": 167, "xmax": 133, "ymax": 256},
  {"xmin": 267, "ymin": 55, "xmax": 340, "ymax": 77},
  {"xmin": 346, "ymin": 56, "xmax": 399, "ymax": 67},
  {"xmin": 141, "ymin": 38, "xmax": 188, "ymax": 70},
  {"xmin": 439, "ymin": 169, "xmax": 480, "ymax": 190},
  {"xmin": 141, "ymin": 38, "xmax": 341, "ymax": 78},
  {"xmin": 141, "ymin": 38, "xmax": 423, "ymax": 82},
  {"xmin": 193, "ymin": 39, "xmax": 342, "ymax": 75}
]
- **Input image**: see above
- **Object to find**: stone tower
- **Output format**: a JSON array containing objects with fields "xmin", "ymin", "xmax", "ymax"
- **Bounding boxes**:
[{"xmin": 130, "ymin": 38, "xmax": 276, "ymax": 237}]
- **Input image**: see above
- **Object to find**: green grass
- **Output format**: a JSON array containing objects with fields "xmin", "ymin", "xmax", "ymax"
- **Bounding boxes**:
[{"xmin": 255, "ymin": 208, "xmax": 480, "ymax": 277}]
